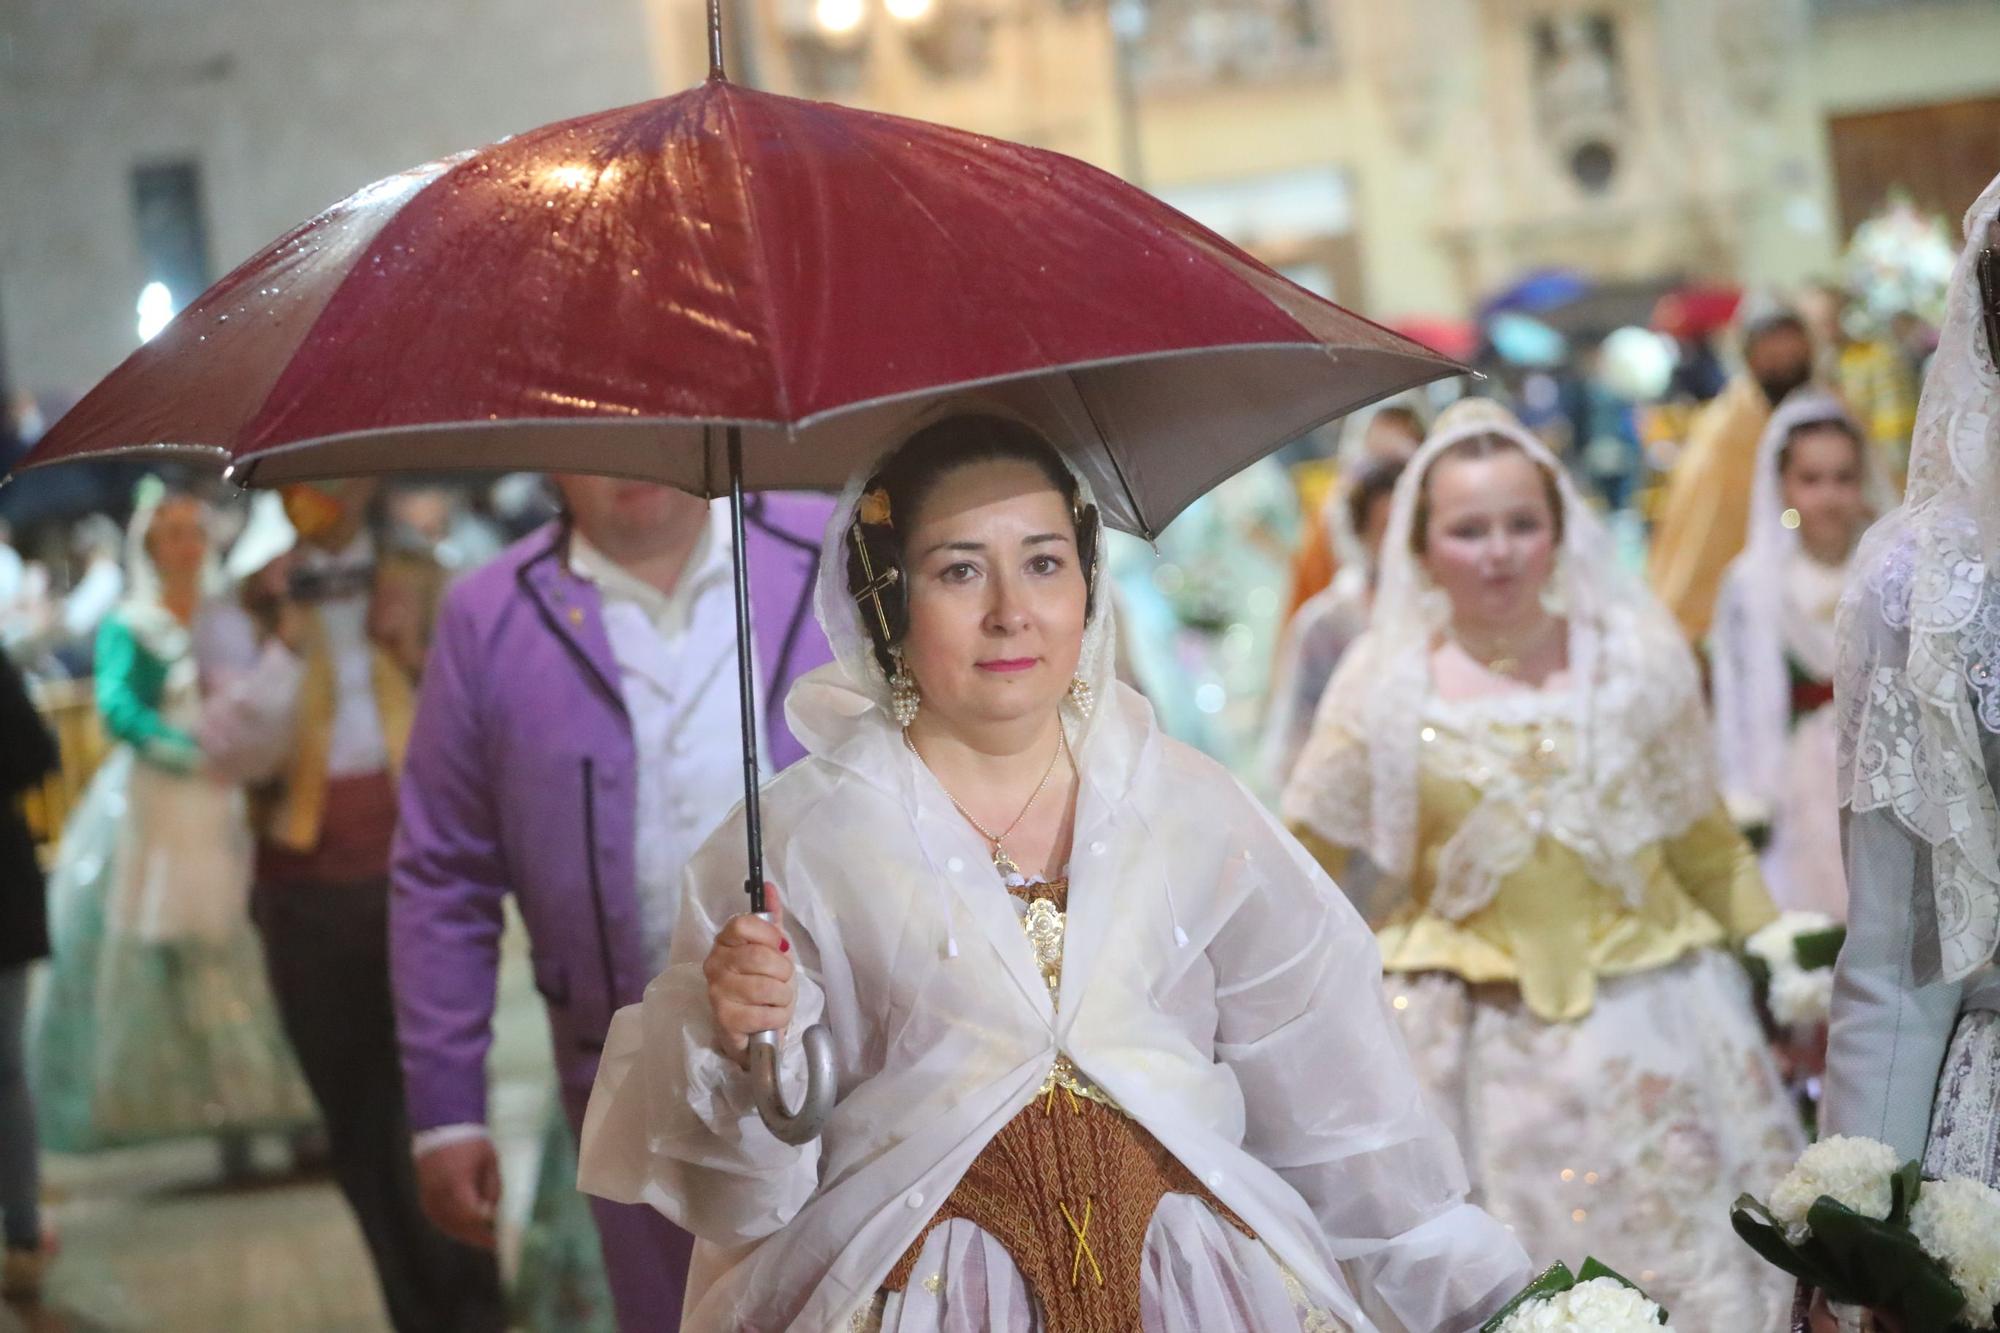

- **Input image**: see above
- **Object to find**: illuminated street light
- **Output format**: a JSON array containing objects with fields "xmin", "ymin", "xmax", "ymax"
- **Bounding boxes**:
[
  {"xmin": 814, "ymin": 0, "xmax": 866, "ymax": 36},
  {"xmin": 885, "ymin": 0, "xmax": 936, "ymax": 23},
  {"xmin": 136, "ymin": 281, "xmax": 175, "ymax": 343}
]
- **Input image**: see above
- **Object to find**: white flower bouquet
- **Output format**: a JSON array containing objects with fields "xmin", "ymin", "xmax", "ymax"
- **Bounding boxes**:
[
  {"xmin": 1480, "ymin": 1260, "xmax": 1671, "ymax": 1332},
  {"xmin": 1735, "ymin": 1136, "xmax": 2000, "ymax": 1331},
  {"xmin": 1745, "ymin": 911, "xmax": 1845, "ymax": 1030}
]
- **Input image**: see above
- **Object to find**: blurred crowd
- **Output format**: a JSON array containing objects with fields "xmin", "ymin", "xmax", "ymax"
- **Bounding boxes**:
[
  {"xmin": 0, "ymin": 465, "xmax": 556, "ymax": 687},
  {"xmin": 0, "ymin": 189, "xmax": 1963, "ymax": 1329}
]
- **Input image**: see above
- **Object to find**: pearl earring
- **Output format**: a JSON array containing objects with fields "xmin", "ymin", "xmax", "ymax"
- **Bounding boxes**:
[{"xmin": 889, "ymin": 649, "xmax": 921, "ymax": 728}]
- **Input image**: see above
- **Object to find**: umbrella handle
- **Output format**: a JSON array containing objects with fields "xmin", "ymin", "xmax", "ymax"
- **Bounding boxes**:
[
  {"xmin": 747, "ymin": 1025, "xmax": 835, "ymax": 1145},
  {"xmin": 746, "ymin": 910, "xmax": 836, "ymax": 1144}
]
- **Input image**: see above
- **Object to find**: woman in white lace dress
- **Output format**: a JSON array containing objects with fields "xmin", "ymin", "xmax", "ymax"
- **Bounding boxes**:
[
  {"xmin": 1282, "ymin": 397, "xmax": 1803, "ymax": 1330},
  {"xmin": 579, "ymin": 413, "xmax": 1532, "ymax": 1332},
  {"xmin": 1817, "ymin": 173, "xmax": 2000, "ymax": 1333},
  {"xmin": 1260, "ymin": 459, "xmax": 1405, "ymax": 793},
  {"xmin": 1711, "ymin": 389, "xmax": 1889, "ymax": 919}
]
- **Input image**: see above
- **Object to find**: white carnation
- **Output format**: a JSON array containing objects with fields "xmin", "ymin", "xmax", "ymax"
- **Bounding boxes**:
[
  {"xmin": 1770, "ymin": 965, "xmax": 1835, "ymax": 1029},
  {"xmin": 1494, "ymin": 1277, "xmax": 1671, "ymax": 1332},
  {"xmin": 1910, "ymin": 1177, "xmax": 2000, "ymax": 1329},
  {"xmin": 1747, "ymin": 911, "xmax": 1839, "ymax": 972},
  {"xmin": 1770, "ymin": 1136, "xmax": 1900, "ymax": 1234}
]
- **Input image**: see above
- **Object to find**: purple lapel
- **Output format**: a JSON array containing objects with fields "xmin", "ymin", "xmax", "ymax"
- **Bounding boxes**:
[
  {"xmin": 516, "ymin": 501, "xmax": 833, "ymax": 770},
  {"xmin": 515, "ymin": 527, "xmax": 626, "ymax": 717}
]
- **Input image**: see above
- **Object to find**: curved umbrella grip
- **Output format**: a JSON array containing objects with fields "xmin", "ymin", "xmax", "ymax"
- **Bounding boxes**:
[{"xmin": 747, "ymin": 1023, "xmax": 835, "ymax": 1145}]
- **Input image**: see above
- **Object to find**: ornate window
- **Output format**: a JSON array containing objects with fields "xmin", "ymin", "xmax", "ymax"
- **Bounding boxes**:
[{"xmin": 1126, "ymin": 0, "xmax": 1338, "ymax": 90}]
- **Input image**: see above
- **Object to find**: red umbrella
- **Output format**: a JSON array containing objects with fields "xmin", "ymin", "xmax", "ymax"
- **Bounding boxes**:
[
  {"xmin": 11, "ymin": 34, "xmax": 1460, "ymax": 1140},
  {"xmin": 1651, "ymin": 283, "xmax": 1742, "ymax": 339},
  {"xmin": 19, "ymin": 84, "xmax": 1448, "ymax": 542},
  {"xmin": 1385, "ymin": 316, "xmax": 1479, "ymax": 364}
]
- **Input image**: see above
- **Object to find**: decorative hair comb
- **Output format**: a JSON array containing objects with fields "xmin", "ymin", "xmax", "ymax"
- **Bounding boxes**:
[{"xmin": 849, "ymin": 523, "xmax": 899, "ymax": 642}]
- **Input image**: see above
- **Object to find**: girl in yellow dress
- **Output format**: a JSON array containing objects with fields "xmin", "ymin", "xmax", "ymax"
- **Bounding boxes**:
[{"xmin": 1283, "ymin": 397, "xmax": 1804, "ymax": 1330}]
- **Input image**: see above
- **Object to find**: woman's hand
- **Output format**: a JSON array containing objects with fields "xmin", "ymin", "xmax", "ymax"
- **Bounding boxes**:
[
  {"xmin": 1808, "ymin": 1290, "xmax": 1905, "ymax": 1333},
  {"xmin": 1775, "ymin": 1021, "xmax": 1829, "ymax": 1085},
  {"xmin": 366, "ymin": 578, "xmax": 428, "ymax": 677},
  {"xmin": 705, "ymin": 883, "xmax": 796, "ymax": 1066}
]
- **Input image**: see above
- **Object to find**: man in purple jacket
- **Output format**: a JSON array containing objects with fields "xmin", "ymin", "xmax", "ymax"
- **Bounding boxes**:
[{"xmin": 389, "ymin": 477, "xmax": 832, "ymax": 1329}]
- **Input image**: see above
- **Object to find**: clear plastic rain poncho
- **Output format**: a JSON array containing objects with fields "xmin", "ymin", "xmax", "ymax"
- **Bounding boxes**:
[
  {"xmin": 1835, "ymin": 173, "xmax": 2000, "ymax": 983},
  {"xmin": 579, "ymin": 431, "xmax": 1530, "ymax": 1331}
]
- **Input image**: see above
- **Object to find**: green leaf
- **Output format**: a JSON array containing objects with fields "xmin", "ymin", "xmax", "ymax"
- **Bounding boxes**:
[
  {"xmin": 1744, "ymin": 952, "xmax": 1774, "ymax": 996},
  {"xmin": 1575, "ymin": 1258, "xmax": 1671, "ymax": 1324},
  {"xmin": 1732, "ymin": 1195, "xmax": 1845, "ymax": 1295},
  {"xmin": 1806, "ymin": 1197, "xmax": 1967, "ymax": 1333},
  {"xmin": 1576, "ymin": 1257, "xmax": 1639, "ymax": 1289},
  {"xmin": 1793, "ymin": 927, "xmax": 1847, "ymax": 971},
  {"xmin": 1479, "ymin": 1262, "xmax": 1576, "ymax": 1333},
  {"xmin": 1890, "ymin": 1161, "xmax": 1924, "ymax": 1227}
]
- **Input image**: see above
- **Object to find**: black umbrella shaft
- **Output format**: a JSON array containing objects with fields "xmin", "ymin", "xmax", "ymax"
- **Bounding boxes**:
[{"xmin": 726, "ymin": 425, "xmax": 767, "ymax": 913}]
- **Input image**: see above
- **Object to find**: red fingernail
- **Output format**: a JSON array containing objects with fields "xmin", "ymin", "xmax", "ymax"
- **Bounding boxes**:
[{"xmin": 780, "ymin": 938, "xmax": 790, "ymax": 953}]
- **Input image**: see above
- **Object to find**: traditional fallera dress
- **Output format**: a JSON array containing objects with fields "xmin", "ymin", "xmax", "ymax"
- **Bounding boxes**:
[
  {"xmin": 1711, "ymin": 388, "xmax": 1890, "ymax": 920},
  {"xmin": 1105, "ymin": 458, "xmax": 1298, "ymax": 772},
  {"xmin": 578, "ymin": 457, "xmax": 1532, "ymax": 1333},
  {"xmin": 32, "ymin": 589, "xmax": 313, "ymax": 1150},
  {"xmin": 1284, "ymin": 398, "xmax": 1804, "ymax": 1332},
  {"xmin": 1825, "ymin": 174, "xmax": 2000, "ymax": 1189}
]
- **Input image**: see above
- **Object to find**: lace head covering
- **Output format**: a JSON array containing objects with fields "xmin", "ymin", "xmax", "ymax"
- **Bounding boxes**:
[
  {"xmin": 803, "ymin": 407, "xmax": 1119, "ymax": 746},
  {"xmin": 1714, "ymin": 389, "xmax": 1888, "ymax": 817},
  {"xmin": 1282, "ymin": 398, "xmax": 1714, "ymax": 918},
  {"xmin": 1836, "ymin": 173, "xmax": 2000, "ymax": 983},
  {"xmin": 118, "ymin": 478, "xmax": 219, "ymax": 656}
]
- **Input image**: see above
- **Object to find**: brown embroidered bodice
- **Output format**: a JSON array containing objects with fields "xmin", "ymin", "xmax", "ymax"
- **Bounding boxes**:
[{"xmin": 882, "ymin": 878, "xmax": 1253, "ymax": 1330}]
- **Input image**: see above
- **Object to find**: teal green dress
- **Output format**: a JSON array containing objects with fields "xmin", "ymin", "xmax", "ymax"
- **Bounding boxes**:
[
  {"xmin": 30, "ymin": 606, "xmax": 316, "ymax": 1151},
  {"xmin": 513, "ymin": 1101, "xmax": 615, "ymax": 1333}
]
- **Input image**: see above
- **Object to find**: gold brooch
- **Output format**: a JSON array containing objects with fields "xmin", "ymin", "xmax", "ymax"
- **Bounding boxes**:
[{"xmin": 857, "ymin": 487, "xmax": 893, "ymax": 527}]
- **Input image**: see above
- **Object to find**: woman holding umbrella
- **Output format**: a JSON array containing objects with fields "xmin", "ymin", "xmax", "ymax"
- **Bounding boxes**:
[{"xmin": 580, "ymin": 413, "xmax": 1532, "ymax": 1332}]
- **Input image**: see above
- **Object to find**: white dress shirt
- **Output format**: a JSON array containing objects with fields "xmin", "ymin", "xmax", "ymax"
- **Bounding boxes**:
[
  {"xmin": 201, "ymin": 533, "xmax": 388, "ymax": 784},
  {"xmin": 569, "ymin": 507, "xmax": 765, "ymax": 973}
]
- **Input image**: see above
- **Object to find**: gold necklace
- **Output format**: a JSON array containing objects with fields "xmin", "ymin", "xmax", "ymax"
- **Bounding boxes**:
[
  {"xmin": 904, "ymin": 727, "xmax": 1068, "ymax": 879},
  {"xmin": 1450, "ymin": 615, "xmax": 1558, "ymax": 679}
]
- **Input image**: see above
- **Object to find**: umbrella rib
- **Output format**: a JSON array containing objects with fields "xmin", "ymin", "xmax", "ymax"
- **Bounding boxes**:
[
  {"xmin": 1064, "ymin": 372, "xmax": 1152, "ymax": 542},
  {"xmin": 836, "ymin": 128, "xmax": 1077, "ymax": 406},
  {"xmin": 717, "ymin": 90, "xmax": 797, "ymax": 426}
]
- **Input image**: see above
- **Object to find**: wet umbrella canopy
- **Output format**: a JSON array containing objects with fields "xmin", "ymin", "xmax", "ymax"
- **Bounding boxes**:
[{"xmin": 9, "ymin": 14, "xmax": 1464, "ymax": 1139}]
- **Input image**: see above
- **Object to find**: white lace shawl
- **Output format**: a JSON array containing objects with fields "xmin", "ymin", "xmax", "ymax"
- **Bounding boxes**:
[
  {"xmin": 1281, "ymin": 399, "xmax": 1716, "ymax": 920},
  {"xmin": 1835, "ymin": 173, "xmax": 2000, "ymax": 983},
  {"xmin": 115, "ymin": 486, "xmax": 223, "ymax": 663},
  {"xmin": 1711, "ymin": 389, "xmax": 1887, "ymax": 821}
]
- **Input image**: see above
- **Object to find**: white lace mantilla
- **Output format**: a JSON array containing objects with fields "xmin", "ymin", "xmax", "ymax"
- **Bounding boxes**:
[
  {"xmin": 1711, "ymin": 389, "xmax": 1884, "ymax": 822},
  {"xmin": 1419, "ymin": 699, "xmax": 1579, "ymax": 920},
  {"xmin": 1835, "ymin": 173, "xmax": 2000, "ymax": 983},
  {"xmin": 1283, "ymin": 398, "xmax": 1717, "ymax": 923},
  {"xmin": 1839, "ymin": 510, "xmax": 2000, "ymax": 980}
]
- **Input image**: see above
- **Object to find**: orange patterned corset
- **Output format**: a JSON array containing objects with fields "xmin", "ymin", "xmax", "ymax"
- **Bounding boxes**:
[{"xmin": 881, "ymin": 879, "xmax": 1253, "ymax": 1331}]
